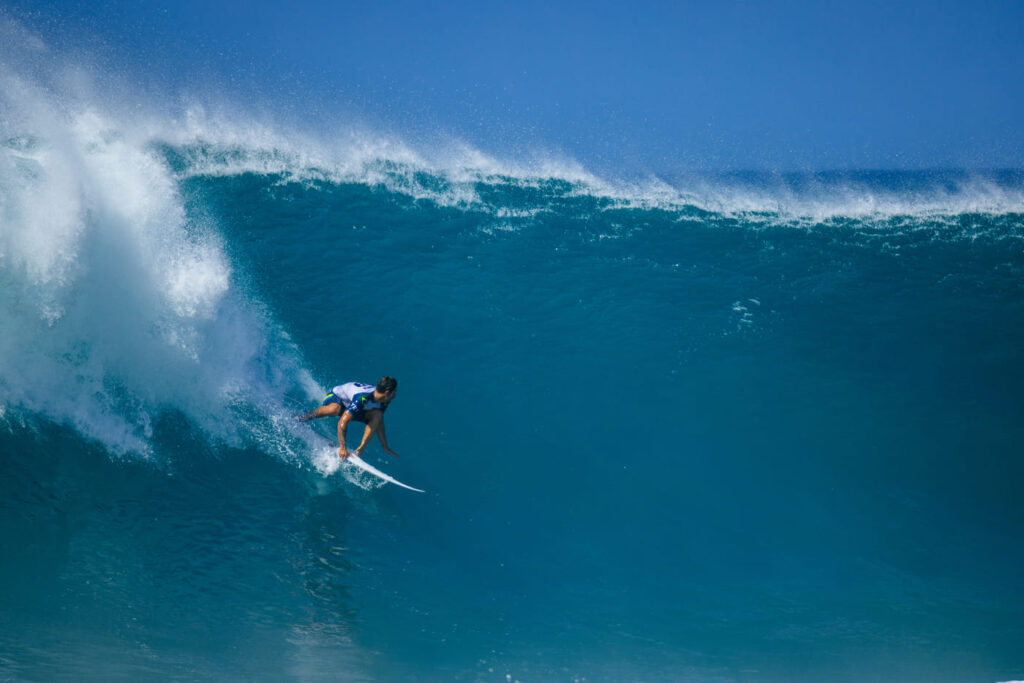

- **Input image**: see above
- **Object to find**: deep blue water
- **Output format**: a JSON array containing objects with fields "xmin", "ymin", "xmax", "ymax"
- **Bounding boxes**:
[{"xmin": 3, "ymin": 63, "xmax": 1024, "ymax": 682}]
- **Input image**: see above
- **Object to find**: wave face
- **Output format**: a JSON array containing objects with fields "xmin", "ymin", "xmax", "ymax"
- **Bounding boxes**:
[{"xmin": 3, "ymin": 26, "xmax": 1024, "ymax": 683}]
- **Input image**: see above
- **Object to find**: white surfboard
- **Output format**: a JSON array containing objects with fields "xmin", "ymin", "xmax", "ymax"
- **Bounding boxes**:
[
  {"xmin": 303, "ymin": 423, "xmax": 424, "ymax": 492},
  {"xmin": 346, "ymin": 454, "xmax": 425, "ymax": 492}
]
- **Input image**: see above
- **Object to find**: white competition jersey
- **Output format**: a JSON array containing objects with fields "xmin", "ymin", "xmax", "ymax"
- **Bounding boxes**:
[{"xmin": 331, "ymin": 382, "xmax": 376, "ymax": 408}]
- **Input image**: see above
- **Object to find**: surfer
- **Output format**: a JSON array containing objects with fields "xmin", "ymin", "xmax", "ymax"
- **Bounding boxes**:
[{"xmin": 299, "ymin": 377, "xmax": 399, "ymax": 460}]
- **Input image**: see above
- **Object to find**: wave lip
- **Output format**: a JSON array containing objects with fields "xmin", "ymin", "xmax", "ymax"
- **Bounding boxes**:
[{"xmin": 162, "ymin": 123, "xmax": 1024, "ymax": 222}]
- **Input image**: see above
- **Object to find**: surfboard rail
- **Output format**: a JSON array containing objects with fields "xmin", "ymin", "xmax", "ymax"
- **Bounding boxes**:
[{"xmin": 346, "ymin": 454, "xmax": 425, "ymax": 492}]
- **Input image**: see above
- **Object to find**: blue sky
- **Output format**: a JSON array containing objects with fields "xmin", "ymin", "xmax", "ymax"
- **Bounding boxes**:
[{"xmin": 7, "ymin": 0, "xmax": 1024, "ymax": 171}]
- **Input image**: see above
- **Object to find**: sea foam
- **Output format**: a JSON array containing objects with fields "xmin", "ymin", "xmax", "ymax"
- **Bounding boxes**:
[{"xmin": 0, "ymin": 27, "xmax": 319, "ymax": 461}]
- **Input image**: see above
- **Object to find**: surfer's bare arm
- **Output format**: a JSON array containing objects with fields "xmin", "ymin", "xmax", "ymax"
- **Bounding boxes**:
[
  {"xmin": 337, "ymin": 411, "xmax": 353, "ymax": 459},
  {"xmin": 375, "ymin": 417, "xmax": 399, "ymax": 458},
  {"xmin": 353, "ymin": 411, "xmax": 383, "ymax": 455}
]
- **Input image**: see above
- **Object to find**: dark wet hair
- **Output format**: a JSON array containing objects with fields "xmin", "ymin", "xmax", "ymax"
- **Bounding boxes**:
[{"xmin": 377, "ymin": 376, "xmax": 398, "ymax": 394}]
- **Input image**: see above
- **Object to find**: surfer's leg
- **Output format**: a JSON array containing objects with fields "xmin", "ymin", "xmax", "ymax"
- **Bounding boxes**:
[
  {"xmin": 298, "ymin": 394, "xmax": 345, "ymax": 421},
  {"xmin": 299, "ymin": 404, "xmax": 342, "ymax": 421}
]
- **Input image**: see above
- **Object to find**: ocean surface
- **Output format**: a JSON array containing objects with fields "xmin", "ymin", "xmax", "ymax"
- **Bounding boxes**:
[{"xmin": 3, "ymin": 42, "xmax": 1024, "ymax": 683}]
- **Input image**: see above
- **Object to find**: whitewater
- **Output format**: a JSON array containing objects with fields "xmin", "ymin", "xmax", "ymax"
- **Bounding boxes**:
[{"xmin": 2, "ymin": 20, "xmax": 1024, "ymax": 683}]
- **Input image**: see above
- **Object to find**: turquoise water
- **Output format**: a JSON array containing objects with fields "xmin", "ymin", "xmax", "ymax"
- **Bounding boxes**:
[{"xmin": 3, "ymin": 55, "xmax": 1024, "ymax": 682}]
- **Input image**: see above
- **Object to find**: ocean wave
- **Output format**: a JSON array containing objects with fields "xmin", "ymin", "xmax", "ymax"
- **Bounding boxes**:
[{"xmin": 3, "ymin": 18, "xmax": 1023, "ymax": 462}]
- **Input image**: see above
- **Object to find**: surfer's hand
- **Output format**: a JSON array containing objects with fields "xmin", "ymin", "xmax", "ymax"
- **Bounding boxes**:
[
  {"xmin": 385, "ymin": 448, "xmax": 400, "ymax": 458},
  {"xmin": 338, "ymin": 447, "xmax": 349, "ymax": 460}
]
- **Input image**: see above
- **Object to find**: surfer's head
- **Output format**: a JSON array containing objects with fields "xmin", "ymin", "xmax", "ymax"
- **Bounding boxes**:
[{"xmin": 375, "ymin": 376, "xmax": 398, "ymax": 403}]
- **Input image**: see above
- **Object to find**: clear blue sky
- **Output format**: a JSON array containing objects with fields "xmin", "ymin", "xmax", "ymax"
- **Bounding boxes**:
[{"xmin": 7, "ymin": 0, "xmax": 1024, "ymax": 171}]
